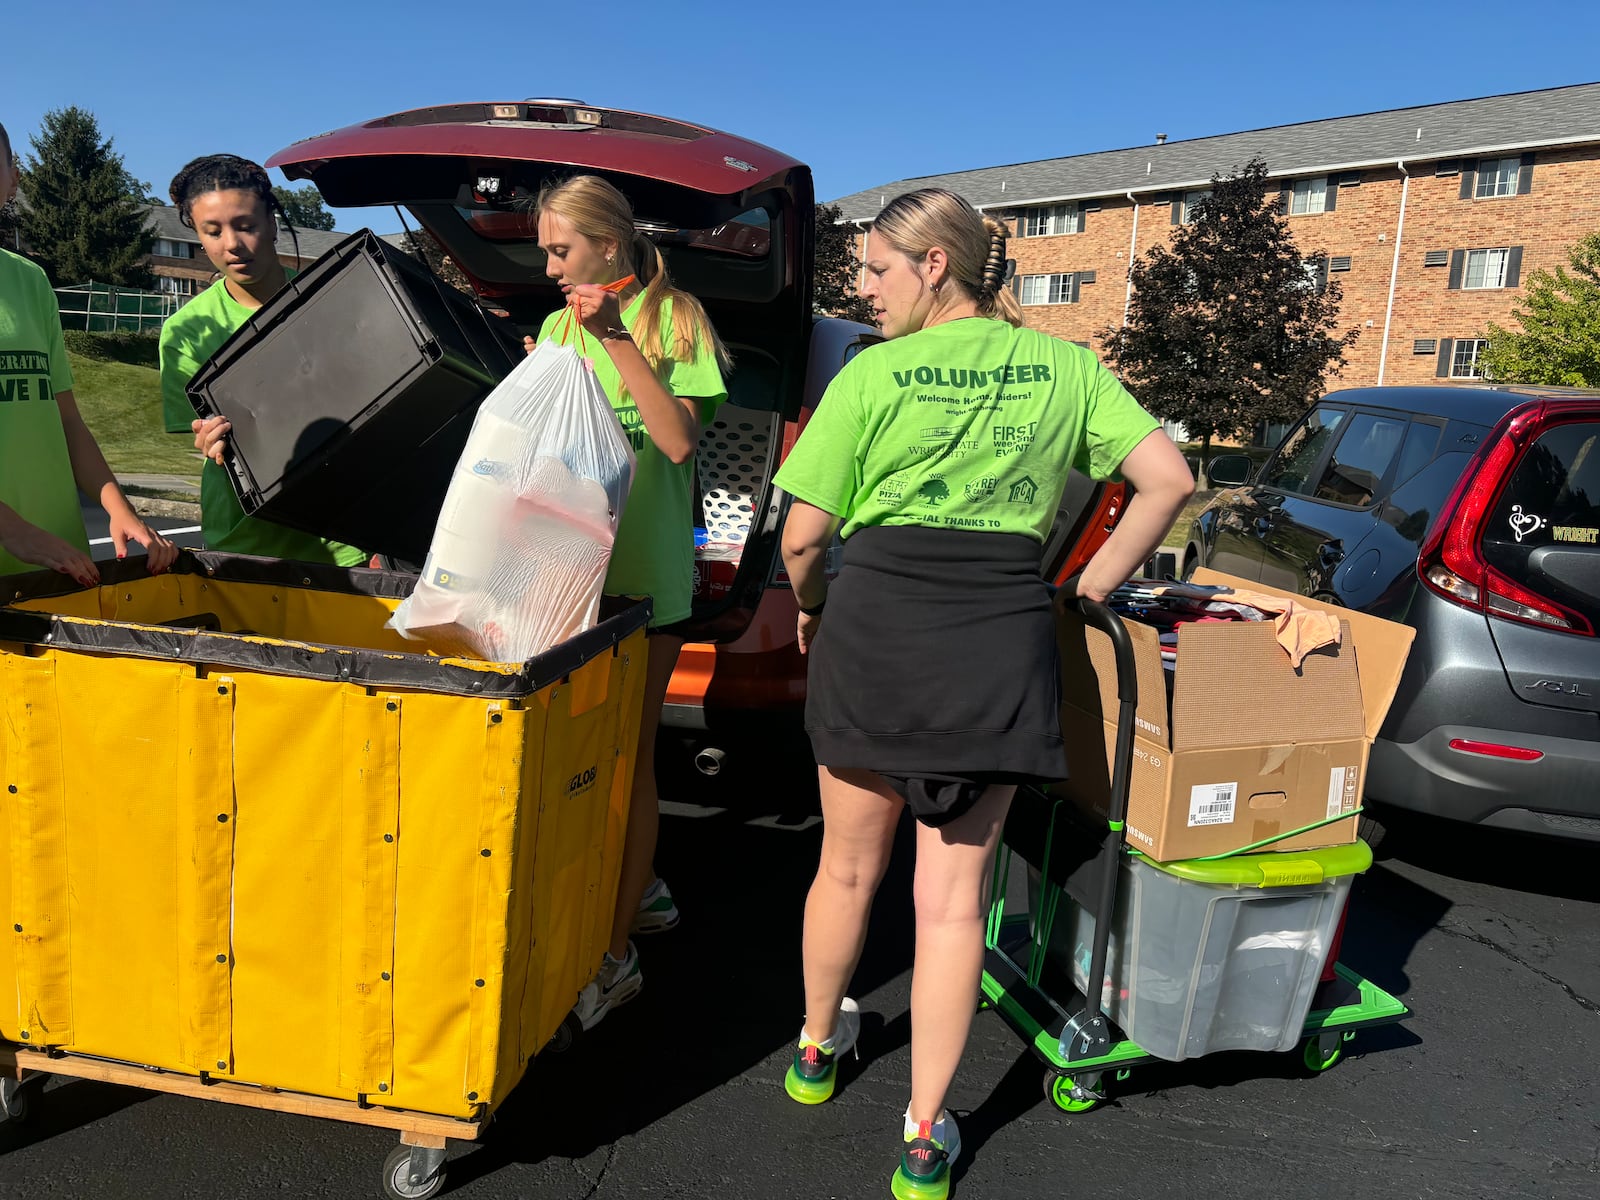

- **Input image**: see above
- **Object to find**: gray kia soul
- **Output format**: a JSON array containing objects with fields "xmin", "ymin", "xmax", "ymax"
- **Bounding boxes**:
[{"xmin": 1183, "ymin": 385, "xmax": 1600, "ymax": 844}]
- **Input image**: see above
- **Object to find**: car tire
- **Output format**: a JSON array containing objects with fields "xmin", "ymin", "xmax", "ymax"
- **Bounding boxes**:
[
  {"xmin": 1181, "ymin": 546, "xmax": 1201, "ymax": 581},
  {"xmin": 1359, "ymin": 801, "xmax": 1405, "ymax": 858}
]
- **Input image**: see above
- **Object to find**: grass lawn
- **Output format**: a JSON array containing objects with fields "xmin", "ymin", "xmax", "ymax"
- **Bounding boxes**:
[{"xmin": 68, "ymin": 352, "xmax": 204, "ymax": 478}]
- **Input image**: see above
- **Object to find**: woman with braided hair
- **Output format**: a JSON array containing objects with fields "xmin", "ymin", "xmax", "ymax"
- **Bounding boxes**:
[
  {"xmin": 158, "ymin": 154, "xmax": 364, "ymax": 565},
  {"xmin": 773, "ymin": 188, "xmax": 1193, "ymax": 1198}
]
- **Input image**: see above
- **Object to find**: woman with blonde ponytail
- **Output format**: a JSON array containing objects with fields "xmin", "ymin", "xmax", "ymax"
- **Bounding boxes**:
[
  {"xmin": 774, "ymin": 188, "xmax": 1194, "ymax": 1198},
  {"xmin": 527, "ymin": 174, "xmax": 729, "ymax": 1033}
]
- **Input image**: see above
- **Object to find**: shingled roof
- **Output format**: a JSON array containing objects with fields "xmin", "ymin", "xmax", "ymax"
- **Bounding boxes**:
[
  {"xmin": 829, "ymin": 82, "xmax": 1600, "ymax": 221},
  {"xmin": 144, "ymin": 203, "xmax": 349, "ymax": 259}
]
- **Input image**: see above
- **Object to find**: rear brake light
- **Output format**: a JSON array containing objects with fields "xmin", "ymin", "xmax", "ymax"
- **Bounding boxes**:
[
  {"xmin": 1448, "ymin": 738, "xmax": 1544, "ymax": 762},
  {"xmin": 1416, "ymin": 403, "xmax": 1594, "ymax": 636}
]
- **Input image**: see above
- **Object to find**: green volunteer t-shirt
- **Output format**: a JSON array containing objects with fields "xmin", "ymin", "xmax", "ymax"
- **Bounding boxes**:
[
  {"xmin": 536, "ymin": 294, "xmax": 726, "ymax": 627},
  {"xmin": 775, "ymin": 318, "xmax": 1159, "ymax": 541},
  {"xmin": 160, "ymin": 276, "xmax": 366, "ymax": 567},
  {"xmin": 0, "ymin": 249, "xmax": 89, "ymax": 577}
]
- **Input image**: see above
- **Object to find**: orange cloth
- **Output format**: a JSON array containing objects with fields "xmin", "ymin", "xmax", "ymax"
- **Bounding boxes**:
[{"xmin": 1148, "ymin": 583, "xmax": 1342, "ymax": 668}]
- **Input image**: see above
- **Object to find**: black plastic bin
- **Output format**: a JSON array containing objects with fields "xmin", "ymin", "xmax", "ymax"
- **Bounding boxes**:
[{"xmin": 187, "ymin": 229, "xmax": 524, "ymax": 563}]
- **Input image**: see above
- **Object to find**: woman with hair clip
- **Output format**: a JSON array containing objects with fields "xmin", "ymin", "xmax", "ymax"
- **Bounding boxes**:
[
  {"xmin": 527, "ymin": 174, "xmax": 730, "ymax": 1031},
  {"xmin": 159, "ymin": 154, "xmax": 364, "ymax": 565},
  {"xmin": 0, "ymin": 119, "xmax": 177, "ymax": 583},
  {"xmin": 773, "ymin": 188, "xmax": 1194, "ymax": 1199}
]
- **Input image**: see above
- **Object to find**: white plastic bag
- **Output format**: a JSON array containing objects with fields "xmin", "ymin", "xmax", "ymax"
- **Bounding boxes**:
[{"xmin": 388, "ymin": 338, "xmax": 635, "ymax": 661}]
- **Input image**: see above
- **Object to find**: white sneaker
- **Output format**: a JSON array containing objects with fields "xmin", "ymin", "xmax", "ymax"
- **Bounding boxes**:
[
  {"xmin": 572, "ymin": 941, "xmax": 643, "ymax": 1031},
  {"xmin": 632, "ymin": 877, "xmax": 680, "ymax": 935}
]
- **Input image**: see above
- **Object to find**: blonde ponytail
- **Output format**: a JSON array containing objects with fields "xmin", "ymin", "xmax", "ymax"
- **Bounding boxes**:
[
  {"xmin": 629, "ymin": 231, "xmax": 733, "ymax": 378},
  {"xmin": 536, "ymin": 174, "xmax": 733, "ymax": 379},
  {"xmin": 976, "ymin": 215, "xmax": 1024, "ymax": 327},
  {"xmin": 872, "ymin": 189, "xmax": 1026, "ymax": 328}
]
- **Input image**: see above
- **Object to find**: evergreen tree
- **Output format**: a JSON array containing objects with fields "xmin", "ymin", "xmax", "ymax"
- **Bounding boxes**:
[
  {"xmin": 16, "ymin": 107, "xmax": 153, "ymax": 288},
  {"xmin": 1100, "ymin": 158, "xmax": 1357, "ymax": 477}
]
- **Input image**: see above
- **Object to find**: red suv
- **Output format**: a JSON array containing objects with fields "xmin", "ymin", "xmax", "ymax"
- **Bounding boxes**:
[{"xmin": 268, "ymin": 100, "xmax": 1122, "ymax": 760}]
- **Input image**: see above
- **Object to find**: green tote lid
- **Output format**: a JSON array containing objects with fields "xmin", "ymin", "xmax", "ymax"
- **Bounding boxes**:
[{"xmin": 1130, "ymin": 839, "xmax": 1373, "ymax": 887}]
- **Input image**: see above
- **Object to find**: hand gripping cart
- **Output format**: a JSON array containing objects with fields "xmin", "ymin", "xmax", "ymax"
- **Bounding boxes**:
[{"xmin": 980, "ymin": 595, "xmax": 1409, "ymax": 1114}]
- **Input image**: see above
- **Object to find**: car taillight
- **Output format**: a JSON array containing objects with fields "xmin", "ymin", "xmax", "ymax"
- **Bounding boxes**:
[
  {"xmin": 1417, "ymin": 402, "xmax": 1595, "ymax": 636},
  {"xmin": 1448, "ymin": 738, "xmax": 1544, "ymax": 761}
]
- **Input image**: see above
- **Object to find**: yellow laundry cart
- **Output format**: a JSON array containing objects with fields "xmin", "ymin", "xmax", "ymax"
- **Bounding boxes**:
[{"xmin": 0, "ymin": 551, "xmax": 650, "ymax": 1198}]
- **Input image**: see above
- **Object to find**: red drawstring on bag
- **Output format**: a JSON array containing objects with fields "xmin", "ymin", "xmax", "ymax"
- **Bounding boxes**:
[{"xmin": 552, "ymin": 274, "xmax": 637, "ymax": 353}]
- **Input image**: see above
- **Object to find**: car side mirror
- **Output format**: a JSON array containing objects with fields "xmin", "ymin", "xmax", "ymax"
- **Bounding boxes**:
[{"xmin": 1206, "ymin": 454, "xmax": 1255, "ymax": 487}]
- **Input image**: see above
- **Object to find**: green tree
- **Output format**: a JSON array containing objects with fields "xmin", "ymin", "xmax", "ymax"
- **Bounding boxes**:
[
  {"xmin": 813, "ymin": 202, "xmax": 874, "ymax": 323},
  {"xmin": 1099, "ymin": 157, "xmax": 1357, "ymax": 478},
  {"xmin": 15, "ymin": 107, "xmax": 153, "ymax": 288},
  {"xmin": 272, "ymin": 184, "xmax": 337, "ymax": 232},
  {"xmin": 1478, "ymin": 233, "xmax": 1600, "ymax": 386},
  {"xmin": 399, "ymin": 228, "xmax": 474, "ymax": 295}
]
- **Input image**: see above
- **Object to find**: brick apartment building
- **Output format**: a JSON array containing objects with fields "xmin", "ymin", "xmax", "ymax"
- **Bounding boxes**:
[
  {"xmin": 831, "ymin": 83, "xmax": 1600, "ymax": 390},
  {"xmin": 146, "ymin": 204, "xmax": 345, "ymax": 304}
]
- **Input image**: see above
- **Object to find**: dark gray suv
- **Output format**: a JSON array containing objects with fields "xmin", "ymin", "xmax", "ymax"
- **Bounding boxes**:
[{"xmin": 1183, "ymin": 385, "xmax": 1600, "ymax": 844}]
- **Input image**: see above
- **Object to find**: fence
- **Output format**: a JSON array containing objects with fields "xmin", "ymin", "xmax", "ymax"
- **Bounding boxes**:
[{"xmin": 54, "ymin": 281, "xmax": 180, "ymax": 333}]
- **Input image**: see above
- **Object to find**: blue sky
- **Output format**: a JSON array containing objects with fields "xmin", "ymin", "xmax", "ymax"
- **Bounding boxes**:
[{"xmin": 6, "ymin": 0, "xmax": 1599, "ymax": 233}]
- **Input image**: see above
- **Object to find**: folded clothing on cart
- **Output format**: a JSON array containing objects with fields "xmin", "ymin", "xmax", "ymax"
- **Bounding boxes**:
[{"xmin": 1109, "ymin": 580, "xmax": 1342, "ymax": 669}]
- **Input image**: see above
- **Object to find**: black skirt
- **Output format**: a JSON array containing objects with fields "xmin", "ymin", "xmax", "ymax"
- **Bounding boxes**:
[{"xmin": 805, "ymin": 524, "xmax": 1069, "ymax": 792}]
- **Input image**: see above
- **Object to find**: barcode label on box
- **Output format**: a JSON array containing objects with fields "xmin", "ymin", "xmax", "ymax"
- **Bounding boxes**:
[{"xmin": 1188, "ymin": 782, "xmax": 1237, "ymax": 827}]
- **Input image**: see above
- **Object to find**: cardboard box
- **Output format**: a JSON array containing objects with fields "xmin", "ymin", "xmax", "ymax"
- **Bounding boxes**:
[{"xmin": 1055, "ymin": 569, "xmax": 1415, "ymax": 861}]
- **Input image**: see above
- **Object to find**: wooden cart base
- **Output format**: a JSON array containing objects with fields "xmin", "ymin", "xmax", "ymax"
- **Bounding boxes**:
[{"xmin": 0, "ymin": 1043, "xmax": 483, "ymax": 1198}]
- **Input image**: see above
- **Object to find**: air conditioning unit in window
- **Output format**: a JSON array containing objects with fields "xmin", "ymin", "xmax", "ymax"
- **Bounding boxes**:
[
  {"xmin": 1414, "ymin": 339, "xmax": 1438, "ymax": 355},
  {"xmin": 1423, "ymin": 250, "xmax": 1450, "ymax": 268}
]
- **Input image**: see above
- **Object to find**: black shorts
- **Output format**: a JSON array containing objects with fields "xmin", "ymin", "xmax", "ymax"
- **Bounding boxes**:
[{"xmin": 881, "ymin": 772, "xmax": 1024, "ymax": 829}]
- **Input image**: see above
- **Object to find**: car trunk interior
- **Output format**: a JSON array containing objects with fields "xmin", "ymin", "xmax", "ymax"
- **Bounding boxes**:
[{"xmin": 287, "ymin": 154, "xmax": 814, "ymax": 643}]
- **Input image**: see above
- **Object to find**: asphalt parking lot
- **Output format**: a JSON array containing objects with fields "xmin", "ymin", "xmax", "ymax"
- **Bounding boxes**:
[{"xmin": 2, "ymin": 742, "xmax": 1596, "ymax": 1200}]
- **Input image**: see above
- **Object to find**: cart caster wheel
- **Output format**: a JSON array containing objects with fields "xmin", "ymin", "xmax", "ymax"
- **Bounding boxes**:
[
  {"xmin": 1, "ymin": 1075, "xmax": 46, "ymax": 1124},
  {"xmin": 382, "ymin": 1145, "xmax": 447, "ymax": 1199},
  {"xmin": 1302, "ymin": 1035, "xmax": 1344, "ymax": 1073},
  {"xmin": 544, "ymin": 1012, "xmax": 581, "ymax": 1055},
  {"xmin": 1043, "ymin": 1070, "xmax": 1100, "ymax": 1114}
]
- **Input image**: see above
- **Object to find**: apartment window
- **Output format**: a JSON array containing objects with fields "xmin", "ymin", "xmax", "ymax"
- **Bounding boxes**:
[
  {"xmin": 1290, "ymin": 176, "xmax": 1329, "ymax": 215},
  {"xmin": 1019, "ymin": 273, "xmax": 1078, "ymax": 305},
  {"xmin": 1464, "ymin": 248, "xmax": 1510, "ymax": 289},
  {"xmin": 1301, "ymin": 258, "xmax": 1330, "ymax": 293},
  {"xmin": 155, "ymin": 275, "xmax": 195, "ymax": 296},
  {"xmin": 1180, "ymin": 190, "xmax": 1209, "ymax": 224},
  {"xmin": 1020, "ymin": 203, "xmax": 1081, "ymax": 237},
  {"xmin": 1474, "ymin": 157, "xmax": 1521, "ymax": 198},
  {"xmin": 1448, "ymin": 246, "xmax": 1522, "ymax": 290},
  {"xmin": 1450, "ymin": 338, "xmax": 1488, "ymax": 379},
  {"xmin": 153, "ymin": 238, "xmax": 193, "ymax": 259}
]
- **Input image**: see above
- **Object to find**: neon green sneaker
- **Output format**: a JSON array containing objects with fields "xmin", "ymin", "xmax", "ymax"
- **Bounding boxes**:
[
  {"xmin": 782, "ymin": 997, "xmax": 860, "ymax": 1105},
  {"xmin": 891, "ymin": 1109, "xmax": 961, "ymax": 1200}
]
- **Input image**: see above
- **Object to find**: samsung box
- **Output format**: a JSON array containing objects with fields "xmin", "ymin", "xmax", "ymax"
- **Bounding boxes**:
[
  {"xmin": 1055, "ymin": 570, "xmax": 1414, "ymax": 861},
  {"xmin": 187, "ymin": 230, "xmax": 524, "ymax": 563}
]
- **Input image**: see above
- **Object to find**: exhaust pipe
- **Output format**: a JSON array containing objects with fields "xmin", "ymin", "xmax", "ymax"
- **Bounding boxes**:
[{"xmin": 694, "ymin": 747, "xmax": 727, "ymax": 777}]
